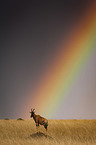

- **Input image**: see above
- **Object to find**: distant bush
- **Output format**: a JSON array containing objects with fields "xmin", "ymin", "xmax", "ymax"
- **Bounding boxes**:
[
  {"xmin": 17, "ymin": 118, "xmax": 24, "ymax": 120},
  {"xmin": 4, "ymin": 118, "xmax": 9, "ymax": 120}
]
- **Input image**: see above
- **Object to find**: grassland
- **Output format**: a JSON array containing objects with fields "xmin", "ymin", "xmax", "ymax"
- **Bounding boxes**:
[{"xmin": 0, "ymin": 119, "xmax": 96, "ymax": 145}]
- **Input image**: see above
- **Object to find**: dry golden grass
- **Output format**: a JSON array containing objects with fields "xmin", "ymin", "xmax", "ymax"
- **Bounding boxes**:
[{"xmin": 0, "ymin": 119, "xmax": 96, "ymax": 145}]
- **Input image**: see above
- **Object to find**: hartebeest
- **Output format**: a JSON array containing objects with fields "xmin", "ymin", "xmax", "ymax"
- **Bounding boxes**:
[{"xmin": 29, "ymin": 108, "xmax": 48, "ymax": 134}]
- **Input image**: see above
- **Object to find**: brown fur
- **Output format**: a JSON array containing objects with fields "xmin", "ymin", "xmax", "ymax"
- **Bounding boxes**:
[{"xmin": 30, "ymin": 108, "xmax": 48, "ymax": 132}]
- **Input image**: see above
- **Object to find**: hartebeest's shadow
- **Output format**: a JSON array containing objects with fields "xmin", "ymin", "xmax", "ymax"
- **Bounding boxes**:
[{"xmin": 30, "ymin": 132, "xmax": 53, "ymax": 139}]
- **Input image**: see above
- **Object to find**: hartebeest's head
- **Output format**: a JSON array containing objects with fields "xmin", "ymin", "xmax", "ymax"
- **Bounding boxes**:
[{"xmin": 29, "ymin": 108, "xmax": 35, "ymax": 118}]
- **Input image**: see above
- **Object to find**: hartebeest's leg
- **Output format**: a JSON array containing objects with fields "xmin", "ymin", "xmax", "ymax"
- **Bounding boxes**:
[
  {"xmin": 45, "ymin": 129, "xmax": 47, "ymax": 136},
  {"xmin": 36, "ymin": 123, "xmax": 39, "ymax": 133},
  {"xmin": 44, "ymin": 126, "xmax": 47, "ymax": 136}
]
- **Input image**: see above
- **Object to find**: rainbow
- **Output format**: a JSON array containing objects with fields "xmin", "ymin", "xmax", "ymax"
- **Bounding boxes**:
[{"xmin": 22, "ymin": 1, "xmax": 96, "ymax": 119}]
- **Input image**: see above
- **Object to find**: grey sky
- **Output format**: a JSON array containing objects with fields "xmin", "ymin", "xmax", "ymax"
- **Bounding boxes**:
[{"xmin": 0, "ymin": 0, "xmax": 95, "ymax": 119}]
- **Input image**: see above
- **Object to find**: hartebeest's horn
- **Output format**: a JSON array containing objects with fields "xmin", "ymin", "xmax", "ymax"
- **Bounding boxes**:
[
  {"xmin": 29, "ymin": 108, "xmax": 33, "ymax": 113},
  {"xmin": 33, "ymin": 108, "xmax": 35, "ymax": 111}
]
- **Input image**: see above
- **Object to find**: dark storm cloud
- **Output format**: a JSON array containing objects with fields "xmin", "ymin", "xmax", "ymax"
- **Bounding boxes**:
[{"xmin": 0, "ymin": 0, "xmax": 92, "ymax": 119}]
